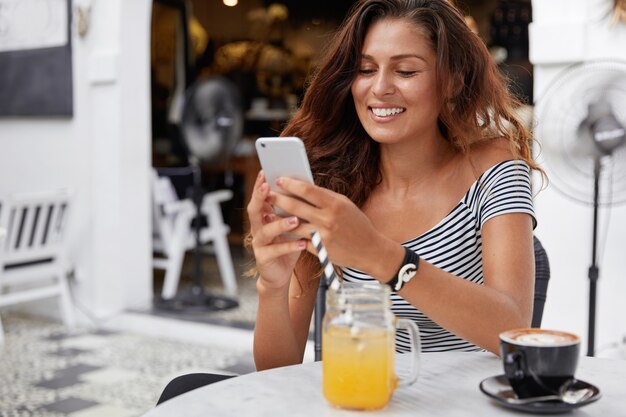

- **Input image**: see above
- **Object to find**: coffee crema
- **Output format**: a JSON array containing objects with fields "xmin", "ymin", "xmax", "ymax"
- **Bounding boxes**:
[{"xmin": 500, "ymin": 329, "xmax": 579, "ymax": 347}]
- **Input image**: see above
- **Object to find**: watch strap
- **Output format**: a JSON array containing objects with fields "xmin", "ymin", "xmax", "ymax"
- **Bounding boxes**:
[{"xmin": 385, "ymin": 247, "xmax": 420, "ymax": 292}]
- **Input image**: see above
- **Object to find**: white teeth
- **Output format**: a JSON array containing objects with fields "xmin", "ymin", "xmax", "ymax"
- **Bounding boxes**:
[{"xmin": 371, "ymin": 107, "xmax": 405, "ymax": 117}]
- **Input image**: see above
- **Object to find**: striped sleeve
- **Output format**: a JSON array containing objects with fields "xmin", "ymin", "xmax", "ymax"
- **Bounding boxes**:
[{"xmin": 478, "ymin": 160, "xmax": 536, "ymax": 229}]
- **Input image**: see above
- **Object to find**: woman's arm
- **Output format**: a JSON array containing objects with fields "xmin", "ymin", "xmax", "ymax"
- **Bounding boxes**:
[
  {"xmin": 253, "ymin": 264, "xmax": 319, "ymax": 370},
  {"xmin": 394, "ymin": 213, "xmax": 534, "ymax": 354},
  {"xmin": 247, "ymin": 171, "xmax": 319, "ymax": 370}
]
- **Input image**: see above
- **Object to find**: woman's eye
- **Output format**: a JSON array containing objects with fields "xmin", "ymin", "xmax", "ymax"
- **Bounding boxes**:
[
  {"xmin": 358, "ymin": 69, "xmax": 375, "ymax": 75},
  {"xmin": 397, "ymin": 71, "xmax": 418, "ymax": 77}
]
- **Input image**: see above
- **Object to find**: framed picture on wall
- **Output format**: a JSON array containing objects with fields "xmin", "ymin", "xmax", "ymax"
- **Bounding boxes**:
[{"xmin": 0, "ymin": 0, "xmax": 73, "ymax": 117}]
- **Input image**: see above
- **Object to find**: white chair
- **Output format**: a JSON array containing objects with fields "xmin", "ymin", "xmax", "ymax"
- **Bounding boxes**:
[
  {"xmin": 0, "ymin": 189, "xmax": 76, "ymax": 345},
  {"xmin": 151, "ymin": 170, "xmax": 238, "ymax": 299}
]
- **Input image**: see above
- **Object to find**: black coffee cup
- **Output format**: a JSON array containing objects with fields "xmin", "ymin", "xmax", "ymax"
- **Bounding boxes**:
[{"xmin": 499, "ymin": 328, "xmax": 580, "ymax": 399}]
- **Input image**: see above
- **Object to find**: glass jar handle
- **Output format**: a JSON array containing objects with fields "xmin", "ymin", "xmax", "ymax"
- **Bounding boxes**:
[{"xmin": 396, "ymin": 318, "xmax": 421, "ymax": 387}]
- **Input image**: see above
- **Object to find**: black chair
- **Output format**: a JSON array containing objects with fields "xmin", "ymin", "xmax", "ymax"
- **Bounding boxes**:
[
  {"xmin": 313, "ymin": 236, "xmax": 551, "ymax": 360},
  {"xmin": 532, "ymin": 236, "xmax": 550, "ymax": 328}
]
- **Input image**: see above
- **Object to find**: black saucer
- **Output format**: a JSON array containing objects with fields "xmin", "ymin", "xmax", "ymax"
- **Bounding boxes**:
[{"xmin": 479, "ymin": 375, "xmax": 601, "ymax": 414}]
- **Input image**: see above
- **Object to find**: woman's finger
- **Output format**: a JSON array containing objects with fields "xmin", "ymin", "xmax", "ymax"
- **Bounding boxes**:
[
  {"xmin": 247, "ymin": 172, "xmax": 271, "ymax": 231},
  {"xmin": 254, "ymin": 238, "xmax": 308, "ymax": 263},
  {"xmin": 275, "ymin": 177, "xmax": 334, "ymax": 209},
  {"xmin": 262, "ymin": 212, "xmax": 275, "ymax": 225},
  {"xmin": 268, "ymin": 192, "xmax": 321, "ymax": 224},
  {"xmin": 253, "ymin": 215, "xmax": 301, "ymax": 247},
  {"xmin": 287, "ymin": 221, "xmax": 316, "ymax": 240},
  {"xmin": 253, "ymin": 170, "xmax": 265, "ymax": 189},
  {"xmin": 261, "ymin": 201, "xmax": 275, "ymax": 216}
]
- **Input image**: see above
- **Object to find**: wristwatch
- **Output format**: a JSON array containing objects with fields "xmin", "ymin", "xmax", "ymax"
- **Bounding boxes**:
[{"xmin": 385, "ymin": 247, "xmax": 420, "ymax": 292}]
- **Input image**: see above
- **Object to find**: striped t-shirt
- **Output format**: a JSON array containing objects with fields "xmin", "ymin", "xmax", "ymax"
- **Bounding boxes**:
[{"xmin": 341, "ymin": 160, "xmax": 536, "ymax": 352}]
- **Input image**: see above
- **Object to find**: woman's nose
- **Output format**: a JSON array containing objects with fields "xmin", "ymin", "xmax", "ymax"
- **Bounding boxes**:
[{"xmin": 372, "ymin": 72, "xmax": 395, "ymax": 96}]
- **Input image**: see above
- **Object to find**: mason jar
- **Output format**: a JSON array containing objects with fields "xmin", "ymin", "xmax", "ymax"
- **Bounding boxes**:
[{"xmin": 322, "ymin": 281, "xmax": 421, "ymax": 410}]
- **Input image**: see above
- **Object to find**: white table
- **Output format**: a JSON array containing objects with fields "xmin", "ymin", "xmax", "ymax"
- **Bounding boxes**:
[{"xmin": 143, "ymin": 352, "xmax": 626, "ymax": 416}]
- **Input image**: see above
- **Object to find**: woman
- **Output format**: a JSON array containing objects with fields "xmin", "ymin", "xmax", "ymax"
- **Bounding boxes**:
[{"xmin": 249, "ymin": 0, "xmax": 542, "ymax": 371}]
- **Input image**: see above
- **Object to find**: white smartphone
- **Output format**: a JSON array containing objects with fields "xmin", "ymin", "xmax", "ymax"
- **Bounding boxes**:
[{"xmin": 255, "ymin": 136, "xmax": 314, "ymax": 218}]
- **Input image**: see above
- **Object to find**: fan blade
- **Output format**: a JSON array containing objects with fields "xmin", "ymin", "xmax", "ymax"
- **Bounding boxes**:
[{"xmin": 180, "ymin": 76, "xmax": 244, "ymax": 163}]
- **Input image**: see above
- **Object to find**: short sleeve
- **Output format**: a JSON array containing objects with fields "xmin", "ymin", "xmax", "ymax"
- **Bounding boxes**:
[{"xmin": 479, "ymin": 160, "xmax": 537, "ymax": 229}]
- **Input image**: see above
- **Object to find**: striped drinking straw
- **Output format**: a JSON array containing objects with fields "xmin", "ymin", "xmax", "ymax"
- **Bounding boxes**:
[
  {"xmin": 311, "ymin": 230, "xmax": 340, "ymax": 361},
  {"xmin": 310, "ymin": 231, "xmax": 339, "ymax": 287}
]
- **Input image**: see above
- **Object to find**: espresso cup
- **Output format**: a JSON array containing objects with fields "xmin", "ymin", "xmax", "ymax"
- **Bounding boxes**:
[{"xmin": 499, "ymin": 328, "xmax": 580, "ymax": 399}]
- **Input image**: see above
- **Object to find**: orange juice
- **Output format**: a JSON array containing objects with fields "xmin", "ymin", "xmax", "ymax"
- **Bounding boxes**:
[{"xmin": 322, "ymin": 326, "xmax": 397, "ymax": 410}]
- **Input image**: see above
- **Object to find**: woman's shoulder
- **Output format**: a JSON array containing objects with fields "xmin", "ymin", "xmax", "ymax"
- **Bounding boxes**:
[{"xmin": 468, "ymin": 137, "xmax": 516, "ymax": 176}]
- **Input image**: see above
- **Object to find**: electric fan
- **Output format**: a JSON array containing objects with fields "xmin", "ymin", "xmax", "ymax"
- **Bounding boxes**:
[
  {"xmin": 181, "ymin": 76, "xmax": 243, "ymax": 166},
  {"xmin": 534, "ymin": 59, "xmax": 626, "ymax": 356},
  {"xmin": 156, "ymin": 75, "xmax": 243, "ymax": 313}
]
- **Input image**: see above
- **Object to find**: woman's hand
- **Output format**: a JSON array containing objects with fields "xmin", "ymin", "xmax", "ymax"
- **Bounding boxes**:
[
  {"xmin": 269, "ymin": 177, "xmax": 400, "ymax": 277},
  {"xmin": 247, "ymin": 172, "xmax": 308, "ymax": 291}
]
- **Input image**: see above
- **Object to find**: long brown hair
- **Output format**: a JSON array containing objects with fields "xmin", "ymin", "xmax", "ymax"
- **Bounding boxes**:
[{"xmin": 283, "ymin": 0, "xmax": 540, "ymax": 204}]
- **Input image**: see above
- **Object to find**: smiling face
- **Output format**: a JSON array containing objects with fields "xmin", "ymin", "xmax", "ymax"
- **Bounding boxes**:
[{"xmin": 351, "ymin": 18, "xmax": 442, "ymax": 146}]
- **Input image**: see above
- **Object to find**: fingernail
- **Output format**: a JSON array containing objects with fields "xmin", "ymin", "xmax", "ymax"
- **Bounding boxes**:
[
  {"xmin": 298, "ymin": 240, "xmax": 307, "ymax": 249},
  {"xmin": 287, "ymin": 216, "xmax": 298, "ymax": 226},
  {"xmin": 263, "ymin": 214, "xmax": 272, "ymax": 223},
  {"xmin": 259, "ymin": 183, "xmax": 268, "ymax": 193},
  {"xmin": 276, "ymin": 178, "xmax": 283, "ymax": 186}
]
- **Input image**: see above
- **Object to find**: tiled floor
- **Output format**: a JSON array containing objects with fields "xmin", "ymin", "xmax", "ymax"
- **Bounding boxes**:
[
  {"xmin": 0, "ymin": 246, "xmax": 260, "ymax": 417},
  {"xmin": 0, "ymin": 312, "xmax": 257, "ymax": 417}
]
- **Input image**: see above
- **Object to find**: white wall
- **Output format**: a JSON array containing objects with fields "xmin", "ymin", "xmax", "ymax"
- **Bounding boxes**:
[
  {"xmin": 530, "ymin": 0, "xmax": 626, "ymax": 356},
  {"xmin": 0, "ymin": 0, "xmax": 153, "ymax": 319}
]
